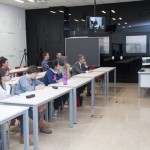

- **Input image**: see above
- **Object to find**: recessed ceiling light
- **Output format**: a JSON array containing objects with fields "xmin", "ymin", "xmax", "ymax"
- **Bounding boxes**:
[
  {"xmin": 111, "ymin": 10, "xmax": 115, "ymax": 13},
  {"xmin": 69, "ymin": 13, "xmax": 71, "ymax": 16},
  {"xmin": 112, "ymin": 18, "xmax": 116, "ymax": 20},
  {"xmin": 129, "ymin": 25, "xmax": 131, "ymax": 28},
  {"xmin": 123, "ymin": 26, "xmax": 125, "ymax": 28},
  {"xmin": 50, "ymin": 11, "xmax": 56, "ymax": 14},
  {"xmin": 64, "ymin": 20, "xmax": 67, "ymax": 22},
  {"xmin": 125, "ymin": 22, "xmax": 127, "ymax": 24},
  {"xmin": 102, "ymin": 11, "xmax": 106, "ymax": 14},
  {"xmin": 59, "ymin": 10, "xmax": 64, "ymax": 13},
  {"xmin": 81, "ymin": 19, "xmax": 85, "ymax": 22},
  {"xmin": 74, "ymin": 19, "xmax": 79, "ymax": 22},
  {"xmin": 119, "ymin": 17, "xmax": 122, "ymax": 20},
  {"xmin": 27, "ymin": 0, "xmax": 35, "ymax": 2},
  {"xmin": 118, "ymin": 23, "xmax": 121, "ymax": 25},
  {"xmin": 14, "ymin": 0, "xmax": 24, "ymax": 3}
]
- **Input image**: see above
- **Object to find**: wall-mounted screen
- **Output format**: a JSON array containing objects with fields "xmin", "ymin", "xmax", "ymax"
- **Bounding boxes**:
[
  {"xmin": 86, "ymin": 16, "xmax": 105, "ymax": 30},
  {"xmin": 126, "ymin": 35, "xmax": 147, "ymax": 53},
  {"xmin": 142, "ymin": 57, "xmax": 150, "ymax": 66}
]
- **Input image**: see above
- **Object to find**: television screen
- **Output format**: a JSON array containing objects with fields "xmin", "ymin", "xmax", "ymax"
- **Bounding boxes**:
[
  {"xmin": 86, "ymin": 16, "xmax": 105, "ymax": 30},
  {"xmin": 142, "ymin": 57, "xmax": 150, "ymax": 66}
]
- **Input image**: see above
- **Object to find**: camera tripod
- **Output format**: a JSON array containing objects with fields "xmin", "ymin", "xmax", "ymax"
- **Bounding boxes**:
[{"xmin": 20, "ymin": 49, "xmax": 28, "ymax": 68}]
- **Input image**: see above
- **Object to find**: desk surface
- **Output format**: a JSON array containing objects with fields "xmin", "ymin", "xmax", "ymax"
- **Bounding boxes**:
[
  {"xmin": 6, "ymin": 72, "xmax": 46, "ymax": 85},
  {"xmin": 93, "ymin": 67, "xmax": 116, "ymax": 72},
  {"xmin": 49, "ymin": 77, "xmax": 92, "ymax": 88},
  {"xmin": 10, "ymin": 66, "xmax": 42, "ymax": 74},
  {"xmin": 138, "ymin": 68, "xmax": 150, "ymax": 74},
  {"xmin": 0, "ymin": 105, "xmax": 28, "ymax": 124},
  {"xmin": 0, "ymin": 87, "xmax": 72, "ymax": 106},
  {"xmin": 74, "ymin": 71, "xmax": 105, "ymax": 78}
]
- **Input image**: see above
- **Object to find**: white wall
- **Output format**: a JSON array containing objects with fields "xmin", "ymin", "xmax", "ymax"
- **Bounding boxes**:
[{"xmin": 0, "ymin": 3, "xmax": 26, "ymax": 69}]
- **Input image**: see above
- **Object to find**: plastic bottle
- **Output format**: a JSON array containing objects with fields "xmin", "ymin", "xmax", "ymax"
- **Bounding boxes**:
[{"xmin": 63, "ymin": 72, "xmax": 67, "ymax": 85}]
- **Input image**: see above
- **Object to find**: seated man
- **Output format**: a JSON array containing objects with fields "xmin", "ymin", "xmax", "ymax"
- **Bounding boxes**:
[
  {"xmin": 44, "ymin": 60, "xmax": 69, "ymax": 116},
  {"xmin": 15, "ymin": 65, "xmax": 52, "ymax": 145},
  {"xmin": 41, "ymin": 52, "xmax": 50, "ymax": 71},
  {"xmin": 72, "ymin": 54, "xmax": 91, "ymax": 106}
]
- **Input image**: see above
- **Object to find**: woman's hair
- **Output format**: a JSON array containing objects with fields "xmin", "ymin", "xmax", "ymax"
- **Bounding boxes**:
[
  {"xmin": 26, "ymin": 65, "xmax": 39, "ymax": 74},
  {"xmin": 0, "ymin": 68, "xmax": 7, "ymax": 89},
  {"xmin": 0, "ymin": 57, "xmax": 7, "ymax": 68},
  {"xmin": 48, "ymin": 60, "xmax": 59, "ymax": 69},
  {"xmin": 43, "ymin": 52, "xmax": 49, "ymax": 58}
]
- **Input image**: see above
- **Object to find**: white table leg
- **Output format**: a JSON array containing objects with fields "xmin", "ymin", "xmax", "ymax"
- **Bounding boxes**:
[
  {"xmin": 69, "ymin": 90, "xmax": 73, "ymax": 128},
  {"xmin": 107, "ymin": 72, "xmax": 109, "ymax": 95},
  {"xmin": 73, "ymin": 88, "xmax": 77, "ymax": 124},
  {"xmin": 33, "ymin": 106, "xmax": 38, "ymax": 150},
  {"xmin": 91, "ymin": 79, "xmax": 95, "ymax": 109},
  {"xmin": 114, "ymin": 68, "xmax": 116, "ymax": 94},
  {"xmin": 138, "ymin": 74, "xmax": 141, "ymax": 97},
  {"xmin": 1, "ymin": 123, "xmax": 7, "ymax": 150},
  {"xmin": 49, "ymin": 101, "xmax": 53, "ymax": 122},
  {"xmin": 23, "ymin": 110, "xmax": 29, "ymax": 150}
]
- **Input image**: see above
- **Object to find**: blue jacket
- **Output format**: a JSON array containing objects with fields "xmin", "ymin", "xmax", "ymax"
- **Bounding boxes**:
[
  {"xmin": 15, "ymin": 75, "xmax": 43, "ymax": 95},
  {"xmin": 44, "ymin": 68, "xmax": 62, "ymax": 86}
]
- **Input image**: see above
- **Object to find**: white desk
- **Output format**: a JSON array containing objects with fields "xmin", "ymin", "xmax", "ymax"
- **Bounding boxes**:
[
  {"xmin": 92, "ymin": 67, "xmax": 116, "ymax": 95},
  {"xmin": 10, "ymin": 66, "xmax": 42, "ymax": 77},
  {"xmin": 0, "ymin": 87, "xmax": 73, "ymax": 150},
  {"xmin": 49, "ymin": 77, "xmax": 92, "ymax": 124},
  {"xmin": 138, "ymin": 68, "xmax": 150, "ymax": 97},
  {"xmin": 0, "ymin": 105, "xmax": 29, "ymax": 150}
]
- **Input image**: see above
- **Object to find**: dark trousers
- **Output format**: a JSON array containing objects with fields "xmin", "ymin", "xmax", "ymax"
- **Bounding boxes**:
[{"xmin": 53, "ymin": 94, "xmax": 69, "ymax": 110}]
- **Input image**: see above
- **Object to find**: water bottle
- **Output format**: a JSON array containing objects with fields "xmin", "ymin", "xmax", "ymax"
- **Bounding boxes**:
[{"xmin": 63, "ymin": 72, "xmax": 67, "ymax": 85}]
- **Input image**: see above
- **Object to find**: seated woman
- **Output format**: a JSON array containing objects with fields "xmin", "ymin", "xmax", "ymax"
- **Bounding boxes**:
[
  {"xmin": 44, "ymin": 60, "xmax": 69, "ymax": 116},
  {"xmin": 0, "ymin": 68, "xmax": 11, "ymax": 149},
  {"xmin": 15, "ymin": 65, "xmax": 52, "ymax": 145},
  {"xmin": 0, "ymin": 57, "xmax": 10, "ymax": 73}
]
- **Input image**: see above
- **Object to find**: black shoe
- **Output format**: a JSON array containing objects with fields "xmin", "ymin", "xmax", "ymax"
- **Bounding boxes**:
[{"xmin": 86, "ymin": 92, "xmax": 91, "ymax": 96}]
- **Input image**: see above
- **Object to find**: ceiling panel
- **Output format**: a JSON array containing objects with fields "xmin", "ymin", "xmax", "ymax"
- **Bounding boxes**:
[{"xmin": 0, "ymin": 0, "xmax": 144, "ymax": 9}]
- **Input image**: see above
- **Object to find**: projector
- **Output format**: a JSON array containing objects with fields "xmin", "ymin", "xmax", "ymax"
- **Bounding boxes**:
[{"xmin": 36, "ymin": 0, "xmax": 47, "ymax": 2}]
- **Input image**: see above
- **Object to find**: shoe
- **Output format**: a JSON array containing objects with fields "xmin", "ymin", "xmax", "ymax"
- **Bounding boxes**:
[
  {"xmin": 20, "ymin": 136, "xmax": 33, "ymax": 146},
  {"xmin": 53, "ymin": 110, "xmax": 58, "ymax": 117},
  {"xmin": 86, "ymin": 92, "xmax": 91, "ymax": 96},
  {"xmin": 38, "ymin": 121, "xmax": 50, "ymax": 128},
  {"xmin": 40, "ymin": 127, "xmax": 52, "ymax": 134}
]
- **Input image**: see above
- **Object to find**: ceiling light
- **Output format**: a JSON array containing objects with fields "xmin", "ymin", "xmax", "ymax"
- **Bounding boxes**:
[
  {"xmin": 74, "ymin": 19, "xmax": 79, "ymax": 22},
  {"xmin": 125, "ymin": 22, "xmax": 127, "ymax": 24},
  {"xmin": 102, "ymin": 11, "xmax": 106, "ymax": 14},
  {"xmin": 59, "ymin": 10, "xmax": 64, "ymax": 13},
  {"xmin": 64, "ymin": 20, "xmax": 67, "ymax": 22},
  {"xmin": 112, "ymin": 18, "xmax": 116, "ymax": 20},
  {"xmin": 129, "ymin": 25, "xmax": 131, "ymax": 28},
  {"xmin": 111, "ymin": 10, "xmax": 115, "ymax": 13},
  {"xmin": 27, "ymin": 0, "xmax": 35, "ymax": 2},
  {"xmin": 14, "ymin": 0, "xmax": 24, "ymax": 3},
  {"xmin": 118, "ymin": 23, "xmax": 121, "ymax": 25},
  {"xmin": 81, "ymin": 19, "xmax": 85, "ymax": 22},
  {"xmin": 119, "ymin": 17, "xmax": 122, "ymax": 20},
  {"xmin": 50, "ymin": 11, "xmax": 56, "ymax": 14},
  {"xmin": 69, "ymin": 13, "xmax": 71, "ymax": 16},
  {"xmin": 123, "ymin": 26, "xmax": 125, "ymax": 28}
]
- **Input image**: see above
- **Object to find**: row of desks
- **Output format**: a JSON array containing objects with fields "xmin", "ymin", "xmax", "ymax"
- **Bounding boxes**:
[{"xmin": 0, "ymin": 67, "xmax": 116, "ymax": 150}]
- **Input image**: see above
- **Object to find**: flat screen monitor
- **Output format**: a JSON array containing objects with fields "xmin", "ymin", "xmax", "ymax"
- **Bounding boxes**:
[
  {"xmin": 142, "ymin": 57, "xmax": 150, "ymax": 66},
  {"xmin": 86, "ymin": 16, "xmax": 105, "ymax": 30}
]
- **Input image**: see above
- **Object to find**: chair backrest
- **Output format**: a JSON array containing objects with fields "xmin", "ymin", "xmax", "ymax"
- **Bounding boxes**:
[
  {"xmin": 88, "ymin": 66, "xmax": 95, "ymax": 70},
  {"xmin": 15, "ymin": 66, "xmax": 23, "ymax": 77}
]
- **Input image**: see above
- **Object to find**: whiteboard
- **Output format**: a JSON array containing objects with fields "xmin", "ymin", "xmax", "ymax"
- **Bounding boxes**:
[{"xmin": 65, "ymin": 37, "xmax": 100, "ymax": 66}]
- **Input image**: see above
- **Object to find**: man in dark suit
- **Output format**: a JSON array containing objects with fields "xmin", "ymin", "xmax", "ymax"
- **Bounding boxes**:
[{"xmin": 72, "ymin": 55, "xmax": 91, "ymax": 106}]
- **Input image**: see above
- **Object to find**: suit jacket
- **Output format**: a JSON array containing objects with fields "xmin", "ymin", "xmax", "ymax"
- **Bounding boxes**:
[{"xmin": 72, "ymin": 61, "xmax": 88, "ymax": 76}]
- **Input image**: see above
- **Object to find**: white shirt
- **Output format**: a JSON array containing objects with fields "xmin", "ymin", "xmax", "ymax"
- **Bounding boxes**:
[{"xmin": 0, "ymin": 85, "xmax": 10, "ymax": 100}]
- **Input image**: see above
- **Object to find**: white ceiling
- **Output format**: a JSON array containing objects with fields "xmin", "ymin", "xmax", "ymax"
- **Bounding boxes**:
[{"xmin": 0, "ymin": 0, "xmax": 143, "ymax": 10}]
